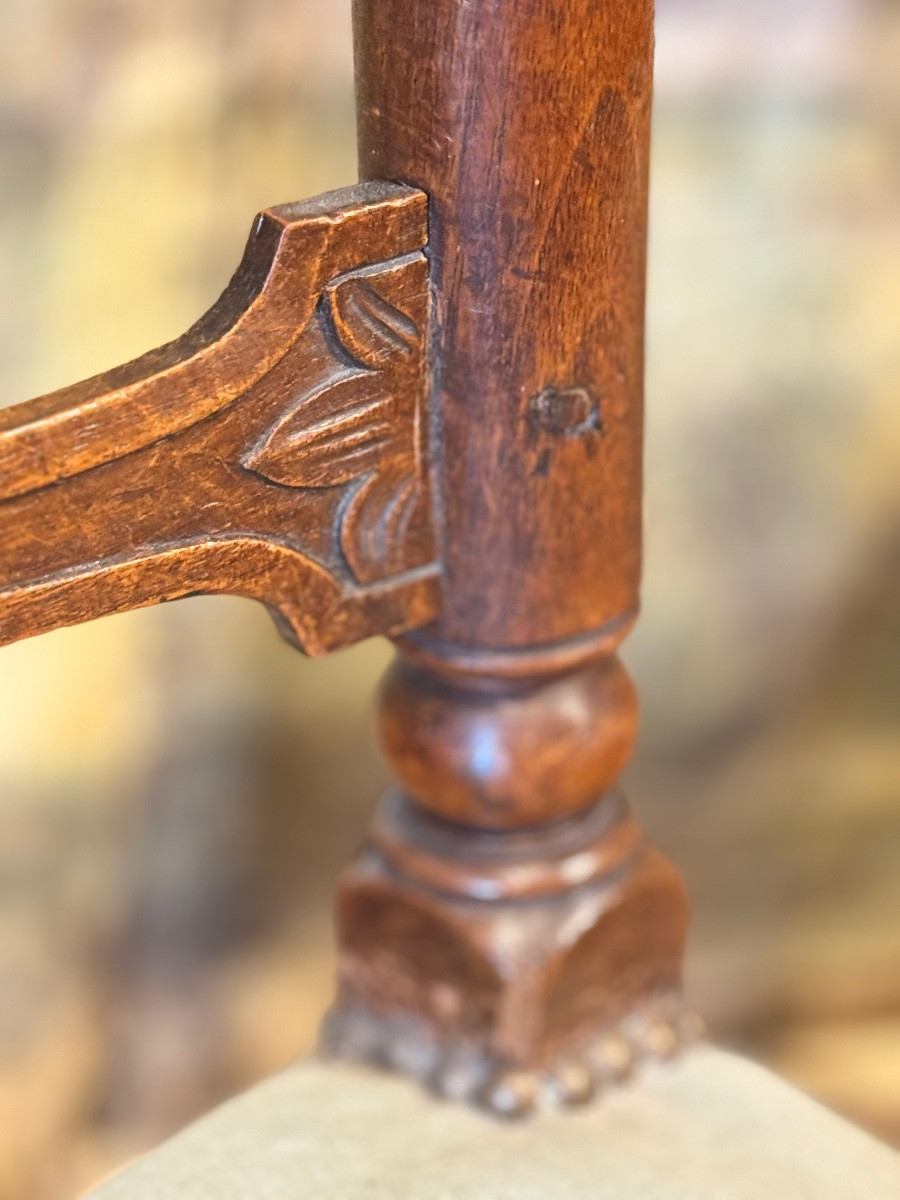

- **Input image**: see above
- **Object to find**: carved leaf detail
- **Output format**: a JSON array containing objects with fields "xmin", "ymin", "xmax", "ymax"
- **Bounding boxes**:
[
  {"xmin": 328, "ymin": 275, "xmax": 418, "ymax": 369},
  {"xmin": 243, "ymin": 271, "xmax": 420, "ymax": 491},
  {"xmin": 341, "ymin": 464, "xmax": 430, "ymax": 585},
  {"xmin": 0, "ymin": 182, "xmax": 437, "ymax": 654},
  {"xmin": 244, "ymin": 371, "xmax": 408, "ymax": 489}
]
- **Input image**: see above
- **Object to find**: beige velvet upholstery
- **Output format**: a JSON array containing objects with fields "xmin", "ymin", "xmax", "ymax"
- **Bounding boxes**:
[{"xmin": 88, "ymin": 1047, "xmax": 898, "ymax": 1199}]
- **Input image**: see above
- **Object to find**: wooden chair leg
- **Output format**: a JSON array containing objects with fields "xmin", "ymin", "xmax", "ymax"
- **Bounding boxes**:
[
  {"xmin": 324, "ymin": 0, "xmax": 693, "ymax": 1113},
  {"xmin": 0, "ymin": 0, "xmax": 693, "ymax": 1122}
]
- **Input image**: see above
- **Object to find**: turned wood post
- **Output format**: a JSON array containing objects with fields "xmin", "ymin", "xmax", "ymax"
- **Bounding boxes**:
[
  {"xmin": 327, "ymin": 0, "xmax": 692, "ymax": 1113},
  {"xmin": 0, "ymin": 0, "xmax": 692, "ymax": 1120}
]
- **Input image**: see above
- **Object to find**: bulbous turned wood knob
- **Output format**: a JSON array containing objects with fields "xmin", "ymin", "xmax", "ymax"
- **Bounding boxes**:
[{"xmin": 377, "ymin": 653, "xmax": 638, "ymax": 828}]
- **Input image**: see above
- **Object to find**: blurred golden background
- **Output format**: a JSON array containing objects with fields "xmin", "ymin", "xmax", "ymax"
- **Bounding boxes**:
[{"xmin": 0, "ymin": 1, "xmax": 898, "ymax": 1196}]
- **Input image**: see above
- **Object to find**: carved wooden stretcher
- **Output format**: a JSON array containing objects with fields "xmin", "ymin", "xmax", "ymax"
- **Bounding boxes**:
[{"xmin": 2, "ymin": 0, "xmax": 727, "ymax": 1123}]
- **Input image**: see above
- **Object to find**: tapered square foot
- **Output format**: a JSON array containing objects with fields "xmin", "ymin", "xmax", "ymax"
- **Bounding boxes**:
[{"xmin": 324, "ymin": 841, "xmax": 694, "ymax": 1115}]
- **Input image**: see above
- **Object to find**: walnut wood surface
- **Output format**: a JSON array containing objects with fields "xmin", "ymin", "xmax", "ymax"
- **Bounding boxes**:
[
  {"xmin": 355, "ymin": 0, "xmax": 652, "ymax": 650},
  {"xmin": 0, "ymin": 182, "xmax": 439, "ymax": 654},
  {"xmin": 378, "ymin": 654, "xmax": 639, "ymax": 829},
  {"xmin": 0, "ymin": 0, "xmax": 691, "ymax": 1117},
  {"xmin": 330, "ymin": 0, "xmax": 691, "ymax": 1114}
]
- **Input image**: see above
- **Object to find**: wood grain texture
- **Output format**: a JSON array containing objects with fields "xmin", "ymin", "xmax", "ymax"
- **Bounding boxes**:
[
  {"xmin": 355, "ymin": 0, "xmax": 652, "ymax": 650},
  {"xmin": 0, "ymin": 0, "xmax": 691, "ymax": 1118},
  {"xmin": 0, "ymin": 182, "xmax": 439, "ymax": 654},
  {"xmin": 377, "ymin": 654, "xmax": 639, "ymax": 829},
  {"xmin": 330, "ymin": 0, "xmax": 690, "ymax": 1116}
]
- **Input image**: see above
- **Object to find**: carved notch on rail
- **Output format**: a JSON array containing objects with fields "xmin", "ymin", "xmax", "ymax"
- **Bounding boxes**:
[{"xmin": 0, "ymin": 182, "xmax": 439, "ymax": 654}]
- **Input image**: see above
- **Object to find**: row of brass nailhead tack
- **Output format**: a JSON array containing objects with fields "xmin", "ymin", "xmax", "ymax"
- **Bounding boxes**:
[{"xmin": 321, "ymin": 995, "xmax": 706, "ymax": 1118}]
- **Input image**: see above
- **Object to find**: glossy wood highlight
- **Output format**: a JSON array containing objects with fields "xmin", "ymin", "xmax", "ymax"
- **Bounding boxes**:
[{"xmin": 330, "ymin": 0, "xmax": 690, "ymax": 1114}]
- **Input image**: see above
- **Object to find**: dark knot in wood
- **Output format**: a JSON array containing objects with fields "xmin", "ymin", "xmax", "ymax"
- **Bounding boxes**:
[{"xmin": 529, "ymin": 386, "xmax": 602, "ymax": 438}]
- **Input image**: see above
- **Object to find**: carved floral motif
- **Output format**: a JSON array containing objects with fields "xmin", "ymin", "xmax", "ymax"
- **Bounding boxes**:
[
  {"xmin": 244, "ymin": 255, "xmax": 431, "ymax": 584},
  {"xmin": 0, "ymin": 183, "xmax": 438, "ymax": 653}
]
